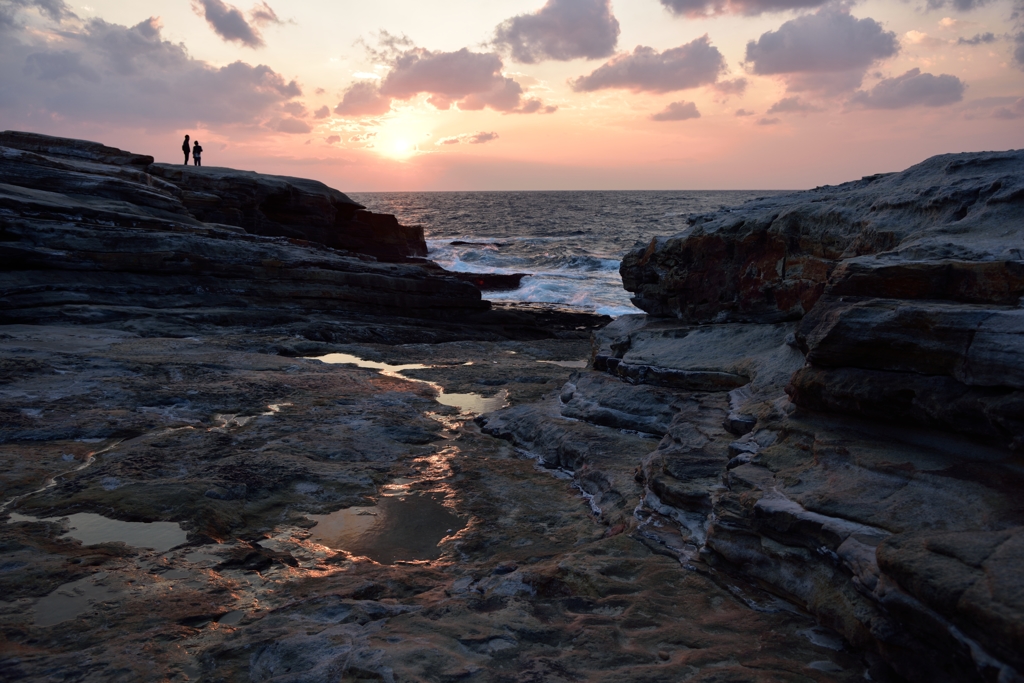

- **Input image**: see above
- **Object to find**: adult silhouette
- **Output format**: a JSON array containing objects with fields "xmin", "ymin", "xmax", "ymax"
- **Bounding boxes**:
[
  {"xmin": 192, "ymin": 141, "xmax": 203, "ymax": 167},
  {"xmin": 182, "ymin": 135, "xmax": 190, "ymax": 164}
]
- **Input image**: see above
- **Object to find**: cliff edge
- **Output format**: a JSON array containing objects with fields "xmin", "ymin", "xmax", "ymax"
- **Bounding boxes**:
[
  {"xmin": 0, "ymin": 131, "xmax": 478, "ymax": 328},
  {"xmin": 483, "ymin": 149, "xmax": 1024, "ymax": 682}
]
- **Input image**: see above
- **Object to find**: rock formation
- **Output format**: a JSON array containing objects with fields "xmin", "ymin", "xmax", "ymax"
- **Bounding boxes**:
[
  {"xmin": 484, "ymin": 150, "xmax": 1024, "ymax": 682},
  {"xmin": 0, "ymin": 131, "xmax": 470, "ymax": 327},
  {"xmin": 3, "ymin": 133, "xmax": 1021, "ymax": 681}
]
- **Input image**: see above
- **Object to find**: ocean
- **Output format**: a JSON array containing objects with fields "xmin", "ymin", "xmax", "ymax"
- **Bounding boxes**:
[{"xmin": 349, "ymin": 191, "xmax": 780, "ymax": 317}]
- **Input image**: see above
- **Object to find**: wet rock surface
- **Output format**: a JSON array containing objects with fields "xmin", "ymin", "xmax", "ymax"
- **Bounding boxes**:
[
  {"xmin": 479, "ymin": 150, "xmax": 1024, "ymax": 682},
  {"xmin": 0, "ymin": 324, "xmax": 867, "ymax": 682},
  {"xmin": 0, "ymin": 130, "xmax": 484, "ymax": 328},
  {"xmin": 3, "ymin": 137, "xmax": 1020, "ymax": 682},
  {"xmin": 621, "ymin": 150, "xmax": 1024, "ymax": 323}
]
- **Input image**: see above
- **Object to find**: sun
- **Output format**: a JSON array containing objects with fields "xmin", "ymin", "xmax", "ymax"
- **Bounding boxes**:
[{"xmin": 388, "ymin": 138, "xmax": 416, "ymax": 159}]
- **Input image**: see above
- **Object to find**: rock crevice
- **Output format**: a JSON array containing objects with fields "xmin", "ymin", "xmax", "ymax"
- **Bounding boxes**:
[{"xmin": 486, "ymin": 149, "xmax": 1024, "ymax": 682}]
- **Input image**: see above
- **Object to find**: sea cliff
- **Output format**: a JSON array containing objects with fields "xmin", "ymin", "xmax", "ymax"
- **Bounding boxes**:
[{"xmin": 483, "ymin": 149, "xmax": 1024, "ymax": 681}]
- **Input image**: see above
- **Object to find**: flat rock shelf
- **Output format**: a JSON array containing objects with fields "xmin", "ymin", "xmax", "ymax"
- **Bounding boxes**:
[{"xmin": 1, "ymin": 133, "xmax": 1021, "ymax": 683}]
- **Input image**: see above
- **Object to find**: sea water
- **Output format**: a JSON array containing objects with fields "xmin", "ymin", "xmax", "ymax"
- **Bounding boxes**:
[{"xmin": 350, "ymin": 191, "xmax": 780, "ymax": 317}]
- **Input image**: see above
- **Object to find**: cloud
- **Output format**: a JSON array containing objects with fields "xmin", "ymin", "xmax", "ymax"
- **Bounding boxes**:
[
  {"xmin": 767, "ymin": 96, "xmax": 822, "ymax": 113},
  {"xmin": 377, "ymin": 45, "xmax": 552, "ymax": 113},
  {"xmin": 957, "ymin": 32, "xmax": 996, "ymax": 45},
  {"xmin": 494, "ymin": 0, "xmax": 619, "ymax": 64},
  {"xmin": 325, "ymin": 135, "xmax": 340, "ymax": 144},
  {"xmin": 714, "ymin": 77, "xmax": 747, "ymax": 95},
  {"xmin": 349, "ymin": 132, "xmax": 377, "ymax": 142},
  {"xmin": 192, "ymin": 0, "xmax": 264, "ymax": 48},
  {"xmin": 570, "ymin": 35, "xmax": 726, "ymax": 93},
  {"xmin": 744, "ymin": 8, "xmax": 899, "ymax": 94},
  {"xmin": 248, "ymin": 1, "xmax": 282, "ymax": 27},
  {"xmin": 659, "ymin": 0, "xmax": 830, "ymax": 17},
  {"xmin": 651, "ymin": 100, "xmax": 700, "ymax": 121},
  {"xmin": 515, "ymin": 98, "xmax": 559, "ymax": 113},
  {"xmin": 313, "ymin": 105, "xmax": 330, "ymax": 119},
  {"xmin": 850, "ymin": 68, "xmax": 965, "ymax": 108},
  {"xmin": 271, "ymin": 116, "xmax": 311, "ymax": 134},
  {"xmin": 905, "ymin": 30, "xmax": 949, "ymax": 48},
  {"xmin": 1015, "ymin": 32, "xmax": 1024, "ymax": 69},
  {"xmin": 925, "ymin": 0, "xmax": 994, "ymax": 10},
  {"xmin": 735, "ymin": 108, "xmax": 755, "ymax": 116},
  {"xmin": 469, "ymin": 131, "xmax": 499, "ymax": 144},
  {"xmin": 0, "ymin": 0, "xmax": 75, "ymax": 25},
  {"xmin": 992, "ymin": 96, "xmax": 1024, "ymax": 118},
  {"xmin": 338, "ymin": 38, "xmax": 554, "ymax": 117},
  {"xmin": 757, "ymin": 117, "xmax": 781, "ymax": 125},
  {"xmin": 334, "ymin": 81, "xmax": 392, "ymax": 117},
  {"xmin": 0, "ymin": 13, "xmax": 304, "ymax": 131},
  {"xmin": 23, "ymin": 49, "xmax": 99, "ymax": 81},
  {"xmin": 435, "ymin": 131, "xmax": 500, "ymax": 145}
]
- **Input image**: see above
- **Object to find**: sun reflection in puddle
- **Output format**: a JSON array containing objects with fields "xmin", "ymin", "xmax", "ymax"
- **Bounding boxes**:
[
  {"xmin": 308, "ymin": 492, "xmax": 465, "ymax": 565},
  {"xmin": 312, "ymin": 352, "xmax": 507, "ymax": 415},
  {"xmin": 537, "ymin": 359, "xmax": 588, "ymax": 369}
]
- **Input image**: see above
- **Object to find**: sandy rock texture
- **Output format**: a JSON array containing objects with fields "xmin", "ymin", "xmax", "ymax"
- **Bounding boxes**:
[{"xmin": 485, "ymin": 150, "xmax": 1024, "ymax": 682}]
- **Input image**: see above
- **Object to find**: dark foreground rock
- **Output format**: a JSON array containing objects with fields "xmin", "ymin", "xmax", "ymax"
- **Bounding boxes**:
[
  {"xmin": 0, "ymin": 132, "xmax": 865, "ymax": 682},
  {"xmin": 0, "ymin": 131, "xmax": 486, "ymax": 327},
  {"xmin": 0, "ymin": 326, "xmax": 869, "ymax": 682},
  {"xmin": 484, "ymin": 150, "xmax": 1024, "ymax": 683}
]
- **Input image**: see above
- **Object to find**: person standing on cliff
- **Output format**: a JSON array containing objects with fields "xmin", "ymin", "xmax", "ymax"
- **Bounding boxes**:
[
  {"xmin": 192, "ymin": 140, "xmax": 202, "ymax": 167},
  {"xmin": 182, "ymin": 135, "xmax": 190, "ymax": 164}
]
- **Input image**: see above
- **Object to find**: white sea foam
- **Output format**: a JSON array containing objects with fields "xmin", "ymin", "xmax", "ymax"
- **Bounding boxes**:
[{"xmin": 357, "ymin": 190, "xmax": 780, "ymax": 317}]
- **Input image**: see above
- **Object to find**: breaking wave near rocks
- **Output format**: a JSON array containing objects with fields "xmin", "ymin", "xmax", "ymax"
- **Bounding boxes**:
[{"xmin": 351, "ymin": 190, "xmax": 779, "ymax": 317}]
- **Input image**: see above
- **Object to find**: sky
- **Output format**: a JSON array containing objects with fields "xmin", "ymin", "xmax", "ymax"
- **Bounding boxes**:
[{"xmin": 1, "ymin": 0, "xmax": 1023, "ymax": 190}]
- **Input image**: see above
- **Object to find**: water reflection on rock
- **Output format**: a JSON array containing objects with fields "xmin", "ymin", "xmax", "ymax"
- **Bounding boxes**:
[
  {"xmin": 312, "ymin": 352, "xmax": 507, "ymax": 415},
  {"xmin": 308, "ymin": 493, "xmax": 465, "ymax": 565},
  {"xmin": 8, "ymin": 511, "xmax": 187, "ymax": 552}
]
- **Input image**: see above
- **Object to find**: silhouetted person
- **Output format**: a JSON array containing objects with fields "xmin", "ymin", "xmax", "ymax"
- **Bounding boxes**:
[
  {"xmin": 182, "ymin": 135, "xmax": 190, "ymax": 164},
  {"xmin": 192, "ymin": 141, "xmax": 203, "ymax": 167}
]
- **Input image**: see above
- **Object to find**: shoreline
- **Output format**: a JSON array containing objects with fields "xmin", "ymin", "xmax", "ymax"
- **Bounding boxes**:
[{"xmin": 2, "ymin": 131, "xmax": 1022, "ymax": 682}]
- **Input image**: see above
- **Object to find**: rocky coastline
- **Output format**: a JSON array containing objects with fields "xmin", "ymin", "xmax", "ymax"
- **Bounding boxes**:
[
  {"xmin": 484, "ymin": 149, "xmax": 1024, "ymax": 682},
  {"xmin": 1, "ymin": 133, "xmax": 1021, "ymax": 682}
]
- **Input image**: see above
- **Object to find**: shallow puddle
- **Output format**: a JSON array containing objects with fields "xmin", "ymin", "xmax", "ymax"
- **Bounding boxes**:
[
  {"xmin": 437, "ymin": 390, "xmax": 508, "ymax": 414},
  {"xmin": 537, "ymin": 359, "xmax": 588, "ymax": 369},
  {"xmin": 34, "ymin": 572, "xmax": 121, "ymax": 627},
  {"xmin": 8, "ymin": 512, "xmax": 187, "ymax": 552},
  {"xmin": 312, "ymin": 352, "xmax": 507, "ymax": 415},
  {"xmin": 314, "ymin": 352, "xmax": 429, "ymax": 375},
  {"xmin": 308, "ymin": 493, "xmax": 465, "ymax": 564}
]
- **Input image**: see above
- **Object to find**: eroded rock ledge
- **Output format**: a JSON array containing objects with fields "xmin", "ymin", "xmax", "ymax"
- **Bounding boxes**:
[
  {"xmin": 0, "ymin": 131, "xmax": 483, "ymax": 327},
  {"xmin": 483, "ymin": 149, "xmax": 1024, "ymax": 682}
]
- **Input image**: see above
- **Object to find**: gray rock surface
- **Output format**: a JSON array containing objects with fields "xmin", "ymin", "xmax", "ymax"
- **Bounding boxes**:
[
  {"xmin": 0, "ymin": 131, "xmax": 486, "ymax": 325},
  {"xmin": 621, "ymin": 150, "xmax": 1024, "ymax": 322},
  {"xmin": 485, "ymin": 149, "xmax": 1024, "ymax": 683}
]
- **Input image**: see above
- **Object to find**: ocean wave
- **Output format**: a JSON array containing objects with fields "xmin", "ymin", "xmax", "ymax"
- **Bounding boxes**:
[
  {"xmin": 357, "ymin": 190, "xmax": 780, "ymax": 317},
  {"xmin": 487, "ymin": 272, "xmax": 639, "ymax": 316}
]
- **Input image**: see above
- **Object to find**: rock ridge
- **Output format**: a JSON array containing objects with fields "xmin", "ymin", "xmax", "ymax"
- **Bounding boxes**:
[
  {"xmin": 483, "ymin": 149, "xmax": 1024, "ymax": 682},
  {"xmin": 0, "ymin": 131, "xmax": 485, "ymax": 326}
]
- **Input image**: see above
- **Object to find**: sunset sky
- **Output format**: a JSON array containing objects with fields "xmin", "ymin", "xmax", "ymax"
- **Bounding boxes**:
[{"xmin": 2, "ymin": 0, "xmax": 1023, "ymax": 190}]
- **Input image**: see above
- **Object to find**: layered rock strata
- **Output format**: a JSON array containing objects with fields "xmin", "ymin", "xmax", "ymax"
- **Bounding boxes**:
[
  {"xmin": 0, "ymin": 326, "xmax": 869, "ymax": 681},
  {"xmin": 484, "ymin": 150, "xmax": 1024, "ymax": 682},
  {"xmin": 0, "ymin": 131, "xmax": 484, "ymax": 324}
]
